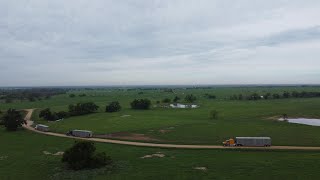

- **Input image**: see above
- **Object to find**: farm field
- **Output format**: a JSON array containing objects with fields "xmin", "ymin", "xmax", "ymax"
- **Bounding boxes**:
[
  {"xmin": 1, "ymin": 127, "xmax": 320, "ymax": 180},
  {"xmin": 1, "ymin": 86, "xmax": 320, "ymax": 146}
]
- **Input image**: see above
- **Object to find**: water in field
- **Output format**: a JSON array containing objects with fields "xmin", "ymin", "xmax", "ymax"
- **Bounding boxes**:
[{"xmin": 279, "ymin": 118, "xmax": 320, "ymax": 126}]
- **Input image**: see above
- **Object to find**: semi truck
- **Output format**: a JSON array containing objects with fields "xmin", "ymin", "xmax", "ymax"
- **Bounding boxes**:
[
  {"xmin": 223, "ymin": 137, "xmax": 271, "ymax": 147},
  {"xmin": 66, "ymin": 130, "xmax": 93, "ymax": 138},
  {"xmin": 35, "ymin": 124, "xmax": 49, "ymax": 132}
]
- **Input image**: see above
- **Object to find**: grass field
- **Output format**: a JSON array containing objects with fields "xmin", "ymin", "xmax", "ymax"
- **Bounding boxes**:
[
  {"xmin": 1, "ymin": 127, "xmax": 320, "ymax": 180},
  {"xmin": 2, "ymin": 86, "xmax": 320, "ymax": 146},
  {"xmin": 1, "ymin": 86, "xmax": 320, "ymax": 179}
]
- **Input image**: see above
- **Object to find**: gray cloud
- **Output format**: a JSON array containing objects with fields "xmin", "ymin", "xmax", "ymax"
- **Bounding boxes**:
[{"xmin": 0, "ymin": 0, "xmax": 320, "ymax": 86}]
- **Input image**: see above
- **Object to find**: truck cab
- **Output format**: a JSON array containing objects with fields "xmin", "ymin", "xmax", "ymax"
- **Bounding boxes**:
[{"xmin": 223, "ymin": 138, "xmax": 236, "ymax": 146}]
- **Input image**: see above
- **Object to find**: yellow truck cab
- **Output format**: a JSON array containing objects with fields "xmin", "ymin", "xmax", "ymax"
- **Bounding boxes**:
[{"xmin": 223, "ymin": 138, "xmax": 236, "ymax": 146}]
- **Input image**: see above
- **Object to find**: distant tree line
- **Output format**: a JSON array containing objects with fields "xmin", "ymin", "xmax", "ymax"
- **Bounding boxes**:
[
  {"xmin": 0, "ymin": 88, "xmax": 67, "ymax": 103},
  {"xmin": 229, "ymin": 91, "xmax": 320, "ymax": 100}
]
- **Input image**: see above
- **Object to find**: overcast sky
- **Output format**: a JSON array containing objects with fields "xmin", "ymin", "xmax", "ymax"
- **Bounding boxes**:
[{"xmin": 1, "ymin": 0, "xmax": 320, "ymax": 86}]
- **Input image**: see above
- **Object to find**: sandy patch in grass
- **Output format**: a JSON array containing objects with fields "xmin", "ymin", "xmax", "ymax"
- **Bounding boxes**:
[
  {"xmin": 95, "ymin": 132, "xmax": 160, "ymax": 142},
  {"xmin": 0, "ymin": 156, "xmax": 8, "ymax": 160},
  {"xmin": 120, "ymin": 115, "xmax": 131, "ymax": 118},
  {"xmin": 141, "ymin": 152, "xmax": 166, "ymax": 159},
  {"xmin": 194, "ymin": 167, "xmax": 207, "ymax": 171},
  {"xmin": 43, "ymin": 151, "xmax": 64, "ymax": 156},
  {"xmin": 158, "ymin": 127, "xmax": 175, "ymax": 134}
]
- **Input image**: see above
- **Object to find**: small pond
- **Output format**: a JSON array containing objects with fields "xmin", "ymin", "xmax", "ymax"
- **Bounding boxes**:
[{"xmin": 279, "ymin": 118, "xmax": 320, "ymax": 126}]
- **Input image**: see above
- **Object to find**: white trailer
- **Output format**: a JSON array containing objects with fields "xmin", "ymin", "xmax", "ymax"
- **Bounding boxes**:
[
  {"xmin": 35, "ymin": 124, "xmax": 49, "ymax": 132},
  {"xmin": 235, "ymin": 137, "xmax": 271, "ymax": 147},
  {"xmin": 67, "ymin": 130, "xmax": 93, "ymax": 138}
]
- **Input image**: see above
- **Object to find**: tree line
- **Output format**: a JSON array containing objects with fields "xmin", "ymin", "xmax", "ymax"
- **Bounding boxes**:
[
  {"xmin": 229, "ymin": 91, "xmax": 320, "ymax": 100},
  {"xmin": 0, "ymin": 88, "xmax": 67, "ymax": 103}
]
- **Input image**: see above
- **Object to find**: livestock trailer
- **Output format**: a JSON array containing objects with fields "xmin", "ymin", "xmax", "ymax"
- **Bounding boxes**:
[
  {"xmin": 35, "ymin": 124, "xmax": 49, "ymax": 132},
  {"xmin": 235, "ymin": 137, "xmax": 271, "ymax": 147},
  {"xmin": 66, "ymin": 130, "xmax": 93, "ymax": 138}
]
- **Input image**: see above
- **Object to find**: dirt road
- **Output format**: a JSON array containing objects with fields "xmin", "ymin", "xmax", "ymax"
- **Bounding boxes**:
[{"xmin": 22, "ymin": 109, "xmax": 320, "ymax": 150}]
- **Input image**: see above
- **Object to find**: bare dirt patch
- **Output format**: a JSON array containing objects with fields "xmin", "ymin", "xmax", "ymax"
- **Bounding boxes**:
[
  {"xmin": 141, "ymin": 152, "xmax": 166, "ymax": 159},
  {"xmin": 95, "ymin": 132, "xmax": 160, "ymax": 142},
  {"xmin": 194, "ymin": 167, "xmax": 207, "ymax": 171},
  {"xmin": 158, "ymin": 126, "xmax": 175, "ymax": 134},
  {"xmin": 43, "ymin": 151, "xmax": 64, "ymax": 156}
]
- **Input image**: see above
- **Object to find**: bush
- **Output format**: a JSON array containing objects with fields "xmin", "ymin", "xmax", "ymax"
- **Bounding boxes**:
[
  {"xmin": 130, "ymin": 99, "xmax": 151, "ymax": 110},
  {"xmin": 209, "ymin": 110, "xmax": 219, "ymax": 120},
  {"xmin": 68, "ymin": 102, "xmax": 99, "ymax": 116},
  {"xmin": 69, "ymin": 94, "xmax": 76, "ymax": 98},
  {"xmin": 105, "ymin": 101, "xmax": 121, "ymax": 113},
  {"xmin": 173, "ymin": 96, "xmax": 180, "ymax": 103},
  {"xmin": 185, "ymin": 94, "xmax": 197, "ymax": 103},
  {"xmin": 162, "ymin": 98, "xmax": 171, "ymax": 103},
  {"xmin": 62, "ymin": 141, "xmax": 112, "ymax": 170}
]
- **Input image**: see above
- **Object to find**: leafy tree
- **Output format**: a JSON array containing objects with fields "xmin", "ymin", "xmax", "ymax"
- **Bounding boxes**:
[
  {"xmin": 39, "ymin": 108, "xmax": 53, "ymax": 120},
  {"xmin": 162, "ymin": 98, "xmax": 171, "ymax": 103},
  {"xmin": 156, "ymin": 100, "xmax": 160, "ymax": 104},
  {"xmin": 56, "ymin": 111, "xmax": 69, "ymax": 119},
  {"xmin": 68, "ymin": 102, "xmax": 99, "ymax": 116},
  {"xmin": 130, "ymin": 99, "xmax": 151, "ymax": 110},
  {"xmin": 264, "ymin": 93, "xmax": 271, "ymax": 100},
  {"xmin": 205, "ymin": 94, "xmax": 216, "ymax": 99},
  {"xmin": 185, "ymin": 94, "xmax": 197, "ymax": 103},
  {"xmin": 2, "ymin": 109, "xmax": 25, "ymax": 131},
  {"xmin": 283, "ymin": 91, "xmax": 290, "ymax": 98},
  {"xmin": 105, "ymin": 101, "xmax": 122, "ymax": 113},
  {"xmin": 69, "ymin": 94, "xmax": 76, "ymax": 98},
  {"xmin": 209, "ymin": 110, "xmax": 219, "ymax": 120},
  {"xmin": 238, "ymin": 94, "xmax": 243, "ymax": 100},
  {"xmin": 62, "ymin": 141, "xmax": 112, "ymax": 170},
  {"xmin": 79, "ymin": 94, "xmax": 87, "ymax": 97},
  {"xmin": 173, "ymin": 96, "xmax": 181, "ymax": 102},
  {"xmin": 272, "ymin": 93, "xmax": 280, "ymax": 99}
]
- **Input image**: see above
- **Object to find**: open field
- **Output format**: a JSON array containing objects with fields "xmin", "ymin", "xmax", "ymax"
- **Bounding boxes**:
[
  {"xmin": 2, "ymin": 127, "xmax": 320, "ymax": 180},
  {"xmin": 2, "ymin": 86, "xmax": 320, "ymax": 179},
  {"xmin": 2, "ymin": 86, "xmax": 320, "ymax": 146}
]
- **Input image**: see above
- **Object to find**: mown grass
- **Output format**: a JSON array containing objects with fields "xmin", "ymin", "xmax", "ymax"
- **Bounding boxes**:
[{"xmin": 1, "ymin": 127, "xmax": 320, "ymax": 180}]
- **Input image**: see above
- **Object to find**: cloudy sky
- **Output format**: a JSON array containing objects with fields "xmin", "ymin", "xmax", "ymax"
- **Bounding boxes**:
[{"xmin": 1, "ymin": 0, "xmax": 320, "ymax": 86}]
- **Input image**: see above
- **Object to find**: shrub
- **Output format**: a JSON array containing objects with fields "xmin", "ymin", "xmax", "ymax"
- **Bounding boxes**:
[
  {"xmin": 130, "ymin": 99, "xmax": 151, "ymax": 110},
  {"xmin": 62, "ymin": 141, "xmax": 112, "ymax": 170},
  {"xmin": 185, "ymin": 94, "xmax": 197, "ymax": 103},
  {"xmin": 105, "ymin": 101, "xmax": 121, "ymax": 113},
  {"xmin": 69, "ymin": 94, "xmax": 76, "ymax": 98},
  {"xmin": 68, "ymin": 102, "xmax": 99, "ymax": 116},
  {"xmin": 209, "ymin": 110, "xmax": 219, "ymax": 120},
  {"xmin": 162, "ymin": 98, "xmax": 171, "ymax": 103},
  {"xmin": 173, "ymin": 96, "xmax": 180, "ymax": 103}
]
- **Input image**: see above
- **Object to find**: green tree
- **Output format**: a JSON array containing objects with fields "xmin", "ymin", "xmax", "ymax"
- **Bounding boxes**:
[
  {"xmin": 209, "ymin": 110, "xmax": 219, "ymax": 120},
  {"xmin": 105, "ymin": 101, "xmax": 122, "ymax": 113},
  {"xmin": 162, "ymin": 98, "xmax": 171, "ymax": 103},
  {"xmin": 2, "ymin": 109, "xmax": 25, "ymax": 131},
  {"xmin": 173, "ymin": 96, "xmax": 180, "ymax": 102},
  {"xmin": 185, "ymin": 94, "xmax": 197, "ymax": 103},
  {"xmin": 62, "ymin": 141, "xmax": 112, "ymax": 170},
  {"xmin": 130, "ymin": 99, "xmax": 151, "ymax": 110},
  {"xmin": 69, "ymin": 94, "xmax": 76, "ymax": 98}
]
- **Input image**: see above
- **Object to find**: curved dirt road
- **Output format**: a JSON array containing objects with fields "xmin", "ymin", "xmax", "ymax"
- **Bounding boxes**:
[{"xmin": 23, "ymin": 109, "xmax": 320, "ymax": 150}]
